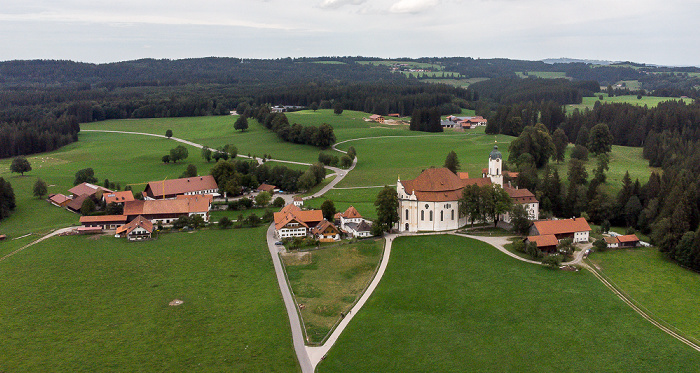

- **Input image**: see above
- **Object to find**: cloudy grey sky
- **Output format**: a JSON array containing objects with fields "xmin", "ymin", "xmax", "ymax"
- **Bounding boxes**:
[{"xmin": 1, "ymin": 0, "xmax": 697, "ymax": 66}]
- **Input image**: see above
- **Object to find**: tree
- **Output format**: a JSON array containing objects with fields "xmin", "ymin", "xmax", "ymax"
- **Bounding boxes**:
[
  {"xmin": 459, "ymin": 184, "xmax": 483, "ymax": 227},
  {"xmin": 219, "ymin": 216, "xmax": 233, "ymax": 229},
  {"xmin": 552, "ymin": 128, "xmax": 568, "ymax": 163},
  {"xmin": 10, "ymin": 156, "xmax": 32, "ymax": 176},
  {"xmin": 201, "ymin": 147, "xmax": 212, "ymax": 162},
  {"xmin": 557, "ymin": 238, "xmax": 575, "ymax": 256},
  {"xmin": 508, "ymin": 123, "xmax": 555, "ymax": 168},
  {"xmin": 321, "ymin": 199, "xmax": 336, "ymax": 221},
  {"xmin": 347, "ymin": 146, "xmax": 356, "ymax": 160},
  {"xmin": 190, "ymin": 215, "xmax": 206, "ymax": 229},
  {"xmin": 105, "ymin": 202, "xmax": 123, "ymax": 215},
  {"xmin": 593, "ymin": 238, "xmax": 608, "ymax": 252},
  {"xmin": 587, "ymin": 123, "xmax": 613, "ymax": 155},
  {"xmin": 374, "ymin": 186, "xmax": 399, "ymax": 233},
  {"xmin": 340, "ymin": 155, "xmax": 352, "ymax": 168},
  {"xmin": 567, "ymin": 159, "xmax": 588, "ymax": 185},
  {"xmin": 443, "ymin": 151, "xmax": 460, "ymax": 174},
  {"xmin": 74, "ymin": 168, "xmax": 98, "ymax": 185},
  {"xmin": 80, "ymin": 198, "xmax": 96, "ymax": 215},
  {"xmin": 181, "ymin": 164, "xmax": 197, "ymax": 178},
  {"xmin": 161, "ymin": 154, "xmax": 171, "ymax": 164},
  {"xmin": 510, "ymin": 204, "xmax": 531, "ymax": 235},
  {"xmin": 247, "ymin": 213, "xmax": 260, "ymax": 227},
  {"xmin": 169, "ymin": 145, "xmax": 189, "ymax": 163},
  {"xmin": 542, "ymin": 254, "xmax": 562, "ymax": 268},
  {"xmin": 482, "ymin": 185, "xmax": 513, "ymax": 227},
  {"xmin": 316, "ymin": 123, "xmax": 336, "ymax": 148},
  {"xmin": 234, "ymin": 115, "xmax": 249, "ymax": 131},
  {"xmin": 255, "ymin": 191, "xmax": 272, "ymax": 207},
  {"xmin": 569, "ymin": 144, "xmax": 589, "ymax": 161},
  {"xmin": 272, "ymin": 197, "xmax": 286, "ymax": 208},
  {"xmin": 165, "ymin": 129, "xmax": 173, "ymax": 138},
  {"xmin": 526, "ymin": 241, "xmax": 542, "ymax": 259},
  {"xmin": 0, "ymin": 177, "xmax": 17, "ymax": 220},
  {"xmin": 333, "ymin": 102, "xmax": 344, "ymax": 115},
  {"xmin": 33, "ymin": 178, "xmax": 48, "ymax": 199},
  {"xmin": 310, "ymin": 102, "xmax": 319, "ymax": 112},
  {"xmin": 297, "ymin": 171, "xmax": 317, "ymax": 191},
  {"xmin": 593, "ymin": 153, "xmax": 609, "ymax": 183}
]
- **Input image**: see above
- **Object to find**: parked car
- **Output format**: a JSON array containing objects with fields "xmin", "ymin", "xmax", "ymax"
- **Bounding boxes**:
[{"xmin": 275, "ymin": 241, "xmax": 283, "ymax": 246}]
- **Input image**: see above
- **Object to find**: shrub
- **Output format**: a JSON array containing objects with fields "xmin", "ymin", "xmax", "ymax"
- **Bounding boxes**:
[{"xmin": 542, "ymin": 254, "xmax": 562, "ymax": 268}]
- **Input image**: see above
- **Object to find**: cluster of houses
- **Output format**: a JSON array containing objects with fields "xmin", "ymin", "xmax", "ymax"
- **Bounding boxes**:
[
  {"xmin": 366, "ymin": 114, "xmax": 401, "ymax": 124},
  {"xmin": 441, "ymin": 115, "xmax": 487, "ymax": 130},
  {"xmin": 274, "ymin": 202, "xmax": 372, "ymax": 242},
  {"xmin": 49, "ymin": 175, "xmax": 219, "ymax": 241}
]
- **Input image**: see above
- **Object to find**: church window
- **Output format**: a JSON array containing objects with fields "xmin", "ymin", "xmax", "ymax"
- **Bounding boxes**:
[
  {"xmin": 405, "ymin": 209, "xmax": 409, "ymax": 220},
  {"xmin": 421, "ymin": 210, "xmax": 424, "ymax": 221},
  {"xmin": 429, "ymin": 211, "xmax": 433, "ymax": 221},
  {"xmin": 440, "ymin": 211, "xmax": 443, "ymax": 221},
  {"xmin": 451, "ymin": 210, "xmax": 455, "ymax": 220}
]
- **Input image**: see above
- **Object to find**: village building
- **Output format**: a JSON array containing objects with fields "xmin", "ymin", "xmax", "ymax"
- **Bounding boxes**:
[
  {"xmin": 123, "ymin": 194, "xmax": 212, "ymax": 225},
  {"xmin": 369, "ymin": 114, "xmax": 385, "ymax": 123},
  {"xmin": 605, "ymin": 234, "xmax": 640, "ymax": 248},
  {"xmin": 79, "ymin": 215, "xmax": 128, "ymax": 230},
  {"xmin": 65, "ymin": 194, "xmax": 92, "ymax": 213},
  {"xmin": 69, "ymin": 183, "xmax": 113, "ymax": 199},
  {"xmin": 293, "ymin": 196, "xmax": 304, "ymax": 207},
  {"xmin": 525, "ymin": 234, "xmax": 559, "ymax": 253},
  {"xmin": 441, "ymin": 116, "xmax": 488, "ymax": 129},
  {"xmin": 310, "ymin": 219, "xmax": 342, "ymax": 242},
  {"xmin": 397, "ymin": 146, "xmax": 538, "ymax": 232},
  {"xmin": 273, "ymin": 204, "xmax": 324, "ymax": 239},
  {"xmin": 143, "ymin": 175, "xmax": 218, "ymax": 200},
  {"xmin": 48, "ymin": 193, "xmax": 71, "ymax": 207},
  {"xmin": 103, "ymin": 191, "xmax": 134, "ymax": 205},
  {"xmin": 344, "ymin": 221, "xmax": 373, "ymax": 238},
  {"xmin": 116, "ymin": 215, "xmax": 155, "ymax": 241},
  {"xmin": 530, "ymin": 217, "xmax": 592, "ymax": 243},
  {"xmin": 256, "ymin": 183, "xmax": 276, "ymax": 194}
]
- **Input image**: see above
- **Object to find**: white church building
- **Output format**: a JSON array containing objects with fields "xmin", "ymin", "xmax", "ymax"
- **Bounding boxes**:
[{"xmin": 397, "ymin": 145, "xmax": 539, "ymax": 233}]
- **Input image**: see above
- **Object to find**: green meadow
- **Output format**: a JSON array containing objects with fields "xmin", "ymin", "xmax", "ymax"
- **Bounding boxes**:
[
  {"xmin": 516, "ymin": 71, "xmax": 567, "ymax": 79},
  {"xmin": 318, "ymin": 235, "xmax": 700, "ymax": 372},
  {"xmin": 566, "ymin": 94, "xmax": 694, "ymax": 112},
  {"xmin": 588, "ymin": 248, "xmax": 700, "ymax": 344},
  {"xmin": 0, "ymin": 228, "xmax": 299, "ymax": 372}
]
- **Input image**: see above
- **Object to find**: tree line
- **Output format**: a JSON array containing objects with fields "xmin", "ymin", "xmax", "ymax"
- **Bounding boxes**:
[{"xmin": 209, "ymin": 158, "xmax": 326, "ymax": 196}]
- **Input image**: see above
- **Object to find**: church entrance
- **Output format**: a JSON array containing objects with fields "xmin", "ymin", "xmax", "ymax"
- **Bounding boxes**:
[{"xmin": 405, "ymin": 223, "xmax": 409, "ymax": 231}]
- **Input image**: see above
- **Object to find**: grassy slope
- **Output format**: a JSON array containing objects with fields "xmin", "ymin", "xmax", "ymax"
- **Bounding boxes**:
[
  {"xmin": 0, "ymin": 228, "xmax": 299, "ymax": 372},
  {"xmin": 566, "ymin": 94, "xmax": 694, "ymax": 113},
  {"xmin": 318, "ymin": 235, "xmax": 700, "ymax": 372},
  {"xmin": 588, "ymin": 248, "xmax": 700, "ymax": 343}
]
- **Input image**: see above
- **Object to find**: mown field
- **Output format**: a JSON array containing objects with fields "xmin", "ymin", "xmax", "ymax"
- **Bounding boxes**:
[
  {"xmin": 566, "ymin": 94, "xmax": 694, "ymax": 112},
  {"xmin": 0, "ymin": 228, "xmax": 299, "ymax": 372},
  {"xmin": 282, "ymin": 239, "xmax": 384, "ymax": 344},
  {"xmin": 318, "ymin": 235, "xmax": 700, "ymax": 372},
  {"xmin": 516, "ymin": 71, "xmax": 567, "ymax": 79},
  {"xmin": 588, "ymin": 247, "xmax": 700, "ymax": 344}
]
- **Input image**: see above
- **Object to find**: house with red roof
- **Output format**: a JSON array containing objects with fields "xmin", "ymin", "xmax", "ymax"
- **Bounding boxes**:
[
  {"xmin": 311, "ymin": 219, "xmax": 341, "ymax": 242},
  {"xmin": 116, "ymin": 215, "xmax": 154, "ymax": 241},
  {"xmin": 526, "ymin": 234, "xmax": 559, "ymax": 253},
  {"xmin": 123, "ymin": 194, "xmax": 212, "ymax": 225},
  {"xmin": 143, "ymin": 175, "xmax": 218, "ymax": 200},
  {"xmin": 103, "ymin": 191, "xmax": 134, "ymax": 205},
  {"xmin": 605, "ymin": 234, "xmax": 639, "ymax": 248},
  {"xmin": 531, "ymin": 217, "xmax": 592, "ymax": 243},
  {"xmin": 273, "ymin": 204, "xmax": 324, "ymax": 239}
]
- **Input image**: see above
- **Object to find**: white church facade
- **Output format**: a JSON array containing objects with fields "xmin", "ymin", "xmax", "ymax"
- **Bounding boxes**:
[{"xmin": 397, "ymin": 145, "xmax": 539, "ymax": 233}]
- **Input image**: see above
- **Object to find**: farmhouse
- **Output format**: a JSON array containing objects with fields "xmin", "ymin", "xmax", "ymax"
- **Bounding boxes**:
[
  {"xmin": 273, "ymin": 204, "xmax": 323, "ymax": 239},
  {"xmin": 344, "ymin": 221, "xmax": 373, "ymax": 238},
  {"xmin": 310, "ymin": 219, "xmax": 341, "ymax": 242},
  {"xmin": 79, "ymin": 215, "xmax": 128, "ymax": 230},
  {"xmin": 123, "ymin": 194, "xmax": 212, "ymax": 224},
  {"xmin": 369, "ymin": 114, "xmax": 385, "ymax": 123},
  {"xmin": 103, "ymin": 191, "xmax": 134, "ymax": 205},
  {"xmin": 48, "ymin": 193, "xmax": 70, "ymax": 207},
  {"xmin": 605, "ymin": 234, "xmax": 640, "ymax": 248},
  {"xmin": 293, "ymin": 196, "xmax": 304, "ymax": 207},
  {"xmin": 143, "ymin": 175, "xmax": 218, "ymax": 200},
  {"xmin": 397, "ymin": 146, "xmax": 538, "ymax": 232},
  {"xmin": 526, "ymin": 234, "xmax": 559, "ymax": 253},
  {"xmin": 530, "ymin": 218, "xmax": 592, "ymax": 243},
  {"xmin": 256, "ymin": 183, "xmax": 276, "ymax": 193},
  {"xmin": 69, "ymin": 183, "xmax": 113, "ymax": 199},
  {"xmin": 65, "ymin": 194, "xmax": 92, "ymax": 213},
  {"xmin": 116, "ymin": 215, "xmax": 154, "ymax": 241}
]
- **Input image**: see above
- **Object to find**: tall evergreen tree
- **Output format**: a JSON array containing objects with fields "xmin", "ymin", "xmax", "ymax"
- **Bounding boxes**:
[{"xmin": 443, "ymin": 151, "xmax": 460, "ymax": 174}]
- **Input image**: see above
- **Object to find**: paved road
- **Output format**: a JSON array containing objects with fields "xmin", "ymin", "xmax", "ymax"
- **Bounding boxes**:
[{"xmin": 265, "ymin": 224, "xmax": 314, "ymax": 373}]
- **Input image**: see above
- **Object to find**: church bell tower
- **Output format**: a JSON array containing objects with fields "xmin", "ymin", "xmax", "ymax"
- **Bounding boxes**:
[{"xmin": 487, "ymin": 145, "xmax": 503, "ymax": 187}]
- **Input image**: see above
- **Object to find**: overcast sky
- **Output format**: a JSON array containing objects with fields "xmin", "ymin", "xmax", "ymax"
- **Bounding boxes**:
[{"xmin": 1, "ymin": 0, "xmax": 697, "ymax": 66}]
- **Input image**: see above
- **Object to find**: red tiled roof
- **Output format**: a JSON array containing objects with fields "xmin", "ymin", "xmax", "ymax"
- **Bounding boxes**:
[
  {"xmin": 104, "ymin": 191, "xmax": 135, "ymax": 205},
  {"xmin": 527, "ymin": 234, "xmax": 559, "ymax": 247},
  {"xmin": 49, "ymin": 193, "xmax": 70, "ymax": 205},
  {"xmin": 341, "ymin": 206, "xmax": 362, "ymax": 219},
  {"xmin": 311, "ymin": 219, "xmax": 340, "ymax": 236},
  {"xmin": 145, "ymin": 175, "xmax": 218, "ymax": 198},
  {"xmin": 533, "ymin": 218, "xmax": 591, "ymax": 236},
  {"xmin": 123, "ymin": 195, "xmax": 211, "ymax": 216},
  {"xmin": 605, "ymin": 237, "xmax": 619, "ymax": 244},
  {"xmin": 401, "ymin": 168, "xmax": 493, "ymax": 202},
  {"xmin": 66, "ymin": 194, "xmax": 90, "ymax": 212},
  {"xmin": 617, "ymin": 234, "xmax": 639, "ymax": 243},
  {"xmin": 457, "ymin": 172, "xmax": 470, "ymax": 180},
  {"xmin": 69, "ymin": 183, "xmax": 112, "ymax": 197},
  {"xmin": 273, "ymin": 207, "xmax": 323, "ymax": 230},
  {"xmin": 116, "ymin": 215, "xmax": 154, "ymax": 236},
  {"xmin": 504, "ymin": 187, "xmax": 538, "ymax": 203},
  {"xmin": 257, "ymin": 183, "xmax": 276, "ymax": 192},
  {"xmin": 80, "ymin": 215, "xmax": 128, "ymax": 224},
  {"xmin": 280, "ymin": 203, "xmax": 301, "ymax": 215}
]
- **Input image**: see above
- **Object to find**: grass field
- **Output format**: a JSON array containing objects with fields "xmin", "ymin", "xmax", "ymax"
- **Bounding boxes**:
[
  {"xmin": 305, "ymin": 188, "xmax": 382, "ymax": 222},
  {"xmin": 423, "ymin": 77, "xmax": 489, "ymax": 88},
  {"xmin": 588, "ymin": 247, "xmax": 700, "ymax": 344},
  {"xmin": 281, "ymin": 239, "xmax": 384, "ymax": 344},
  {"xmin": 550, "ymin": 144, "xmax": 659, "ymax": 194},
  {"xmin": 357, "ymin": 60, "xmax": 444, "ymax": 70},
  {"xmin": 317, "ymin": 235, "xmax": 700, "ymax": 372},
  {"xmin": 0, "ymin": 228, "xmax": 299, "ymax": 372},
  {"xmin": 566, "ymin": 94, "xmax": 694, "ymax": 113}
]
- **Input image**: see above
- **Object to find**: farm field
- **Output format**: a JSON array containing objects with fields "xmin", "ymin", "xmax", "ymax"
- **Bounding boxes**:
[
  {"xmin": 516, "ymin": 71, "xmax": 567, "ymax": 79},
  {"xmin": 0, "ymin": 228, "xmax": 299, "ymax": 372},
  {"xmin": 317, "ymin": 235, "xmax": 700, "ymax": 372},
  {"xmin": 566, "ymin": 94, "xmax": 694, "ymax": 112},
  {"xmin": 281, "ymin": 239, "xmax": 384, "ymax": 344},
  {"xmin": 305, "ymin": 188, "xmax": 381, "ymax": 222},
  {"xmin": 588, "ymin": 247, "xmax": 700, "ymax": 344}
]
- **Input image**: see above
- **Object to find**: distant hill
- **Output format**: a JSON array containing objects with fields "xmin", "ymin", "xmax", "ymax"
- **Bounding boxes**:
[{"xmin": 541, "ymin": 58, "xmax": 618, "ymax": 65}]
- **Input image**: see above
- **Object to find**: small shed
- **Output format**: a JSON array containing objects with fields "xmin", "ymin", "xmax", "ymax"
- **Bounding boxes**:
[{"xmin": 526, "ymin": 234, "xmax": 559, "ymax": 253}]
